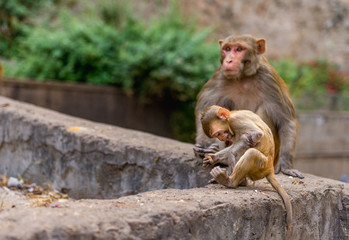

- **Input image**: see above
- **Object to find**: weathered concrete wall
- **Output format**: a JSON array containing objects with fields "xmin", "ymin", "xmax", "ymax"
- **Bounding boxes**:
[
  {"xmin": 180, "ymin": 0, "xmax": 349, "ymax": 71},
  {"xmin": 2, "ymin": 79, "xmax": 349, "ymax": 180},
  {"xmin": 0, "ymin": 174, "xmax": 348, "ymax": 240},
  {"xmin": 136, "ymin": 0, "xmax": 349, "ymax": 70},
  {"xmin": 0, "ymin": 96, "xmax": 209, "ymax": 199},
  {"xmin": 0, "ymin": 97, "xmax": 348, "ymax": 239},
  {"xmin": 0, "ymin": 79, "xmax": 173, "ymax": 138},
  {"xmin": 295, "ymin": 111, "xmax": 349, "ymax": 180}
]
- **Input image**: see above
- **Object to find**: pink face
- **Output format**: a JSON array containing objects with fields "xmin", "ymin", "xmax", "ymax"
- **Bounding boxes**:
[
  {"xmin": 221, "ymin": 43, "xmax": 247, "ymax": 77},
  {"xmin": 212, "ymin": 130, "xmax": 232, "ymax": 142}
]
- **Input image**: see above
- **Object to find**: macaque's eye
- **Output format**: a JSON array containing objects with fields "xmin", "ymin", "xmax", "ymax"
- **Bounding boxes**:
[
  {"xmin": 225, "ymin": 46, "xmax": 231, "ymax": 51},
  {"xmin": 243, "ymin": 59, "xmax": 250, "ymax": 65},
  {"xmin": 236, "ymin": 46, "xmax": 243, "ymax": 52},
  {"xmin": 213, "ymin": 132, "xmax": 221, "ymax": 138}
]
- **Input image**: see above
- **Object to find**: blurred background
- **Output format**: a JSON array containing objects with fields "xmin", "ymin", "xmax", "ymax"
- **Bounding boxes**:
[{"xmin": 0, "ymin": 0, "xmax": 348, "ymax": 179}]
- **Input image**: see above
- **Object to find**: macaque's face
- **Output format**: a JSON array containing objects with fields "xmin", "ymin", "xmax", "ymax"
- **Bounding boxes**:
[
  {"xmin": 210, "ymin": 121, "xmax": 232, "ymax": 142},
  {"xmin": 219, "ymin": 41, "xmax": 248, "ymax": 78},
  {"xmin": 212, "ymin": 130, "xmax": 231, "ymax": 142}
]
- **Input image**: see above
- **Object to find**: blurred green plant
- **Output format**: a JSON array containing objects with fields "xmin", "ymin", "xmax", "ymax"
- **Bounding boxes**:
[
  {"xmin": 2, "ymin": 0, "xmax": 348, "ymax": 142},
  {"xmin": 4, "ymin": 1, "xmax": 218, "ymax": 142},
  {"xmin": 271, "ymin": 58, "xmax": 347, "ymax": 110},
  {"xmin": 9, "ymin": 14, "xmax": 122, "ymax": 84},
  {"xmin": 0, "ymin": 0, "xmax": 57, "ymax": 56}
]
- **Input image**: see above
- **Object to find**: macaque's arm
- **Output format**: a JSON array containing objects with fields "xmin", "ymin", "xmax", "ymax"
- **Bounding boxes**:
[{"xmin": 203, "ymin": 130, "xmax": 263, "ymax": 168}]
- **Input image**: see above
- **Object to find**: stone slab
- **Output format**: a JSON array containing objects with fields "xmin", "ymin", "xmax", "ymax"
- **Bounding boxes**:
[
  {"xmin": 0, "ymin": 96, "xmax": 209, "ymax": 199},
  {"xmin": 0, "ymin": 174, "xmax": 348, "ymax": 240}
]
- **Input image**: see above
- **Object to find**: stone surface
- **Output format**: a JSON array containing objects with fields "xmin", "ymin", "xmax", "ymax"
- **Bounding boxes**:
[
  {"xmin": 0, "ymin": 174, "xmax": 348, "ymax": 240},
  {"xmin": 0, "ymin": 96, "xmax": 348, "ymax": 239},
  {"xmin": 0, "ymin": 96, "xmax": 209, "ymax": 199},
  {"xmin": 2, "ymin": 80, "xmax": 349, "ymax": 180}
]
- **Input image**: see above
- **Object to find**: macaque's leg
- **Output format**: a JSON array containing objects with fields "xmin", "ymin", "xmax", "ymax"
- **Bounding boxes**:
[
  {"xmin": 275, "ymin": 122, "xmax": 304, "ymax": 178},
  {"xmin": 211, "ymin": 148, "xmax": 267, "ymax": 188},
  {"xmin": 230, "ymin": 149, "xmax": 267, "ymax": 187},
  {"xmin": 205, "ymin": 144, "xmax": 238, "ymax": 185}
]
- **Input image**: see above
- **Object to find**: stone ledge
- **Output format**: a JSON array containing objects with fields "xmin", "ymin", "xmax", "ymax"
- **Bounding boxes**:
[
  {"xmin": 0, "ymin": 174, "xmax": 348, "ymax": 240},
  {"xmin": 0, "ymin": 97, "xmax": 348, "ymax": 239},
  {"xmin": 0, "ymin": 96, "xmax": 209, "ymax": 199}
]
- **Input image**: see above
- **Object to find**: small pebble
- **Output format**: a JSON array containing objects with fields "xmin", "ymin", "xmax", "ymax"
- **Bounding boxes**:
[{"xmin": 7, "ymin": 177, "xmax": 23, "ymax": 188}]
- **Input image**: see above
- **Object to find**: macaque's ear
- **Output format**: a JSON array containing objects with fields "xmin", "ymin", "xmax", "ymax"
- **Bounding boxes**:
[
  {"xmin": 218, "ymin": 40, "xmax": 223, "ymax": 47},
  {"xmin": 256, "ymin": 38, "xmax": 266, "ymax": 54},
  {"xmin": 217, "ymin": 107, "xmax": 230, "ymax": 120}
]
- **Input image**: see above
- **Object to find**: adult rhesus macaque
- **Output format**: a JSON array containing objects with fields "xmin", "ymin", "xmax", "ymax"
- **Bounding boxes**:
[
  {"xmin": 194, "ymin": 34, "xmax": 303, "ymax": 178},
  {"xmin": 200, "ymin": 105, "xmax": 292, "ymax": 230}
]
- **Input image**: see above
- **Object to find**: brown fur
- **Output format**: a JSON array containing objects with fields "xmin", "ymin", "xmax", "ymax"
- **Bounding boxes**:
[
  {"xmin": 194, "ymin": 34, "xmax": 302, "ymax": 178},
  {"xmin": 201, "ymin": 105, "xmax": 292, "ymax": 230}
]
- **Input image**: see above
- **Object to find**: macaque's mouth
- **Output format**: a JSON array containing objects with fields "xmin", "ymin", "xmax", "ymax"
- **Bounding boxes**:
[
  {"xmin": 224, "ymin": 70, "xmax": 240, "ymax": 78},
  {"xmin": 224, "ymin": 69, "xmax": 239, "ymax": 74},
  {"xmin": 226, "ymin": 140, "xmax": 233, "ymax": 146}
]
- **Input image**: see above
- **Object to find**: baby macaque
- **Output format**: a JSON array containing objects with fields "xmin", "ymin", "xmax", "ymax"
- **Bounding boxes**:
[{"xmin": 200, "ymin": 105, "xmax": 292, "ymax": 230}]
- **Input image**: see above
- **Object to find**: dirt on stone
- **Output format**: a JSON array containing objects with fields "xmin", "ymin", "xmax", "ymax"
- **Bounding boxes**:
[
  {"xmin": 0, "ymin": 174, "xmax": 347, "ymax": 240},
  {"xmin": 0, "ymin": 176, "xmax": 69, "ymax": 209}
]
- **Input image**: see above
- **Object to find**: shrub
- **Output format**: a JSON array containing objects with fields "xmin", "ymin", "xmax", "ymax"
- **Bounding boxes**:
[
  {"xmin": 4, "ymin": 1, "xmax": 347, "ymax": 142},
  {"xmin": 5, "ymin": 4, "xmax": 218, "ymax": 142},
  {"xmin": 0, "ymin": 0, "xmax": 56, "ymax": 56},
  {"xmin": 11, "ymin": 16, "xmax": 121, "ymax": 84},
  {"xmin": 271, "ymin": 58, "xmax": 346, "ymax": 110}
]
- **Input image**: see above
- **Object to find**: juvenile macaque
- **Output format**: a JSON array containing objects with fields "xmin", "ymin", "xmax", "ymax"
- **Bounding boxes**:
[
  {"xmin": 194, "ymin": 34, "xmax": 303, "ymax": 178},
  {"xmin": 201, "ymin": 105, "xmax": 292, "ymax": 230}
]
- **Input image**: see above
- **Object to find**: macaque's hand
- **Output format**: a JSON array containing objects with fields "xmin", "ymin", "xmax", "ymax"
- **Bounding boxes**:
[
  {"xmin": 202, "ymin": 153, "xmax": 218, "ymax": 168},
  {"xmin": 193, "ymin": 143, "xmax": 220, "ymax": 158}
]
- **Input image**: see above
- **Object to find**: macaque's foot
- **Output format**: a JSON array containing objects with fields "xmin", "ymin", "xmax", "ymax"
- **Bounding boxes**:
[
  {"xmin": 210, "ymin": 166, "xmax": 230, "ymax": 187},
  {"xmin": 208, "ymin": 178, "xmax": 218, "ymax": 184},
  {"xmin": 239, "ymin": 177, "xmax": 248, "ymax": 186},
  {"xmin": 193, "ymin": 143, "xmax": 220, "ymax": 158},
  {"xmin": 275, "ymin": 164, "xmax": 304, "ymax": 179},
  {"xmin": 202, "ymin": 153, "xmax": 218, "ymax": 168}
]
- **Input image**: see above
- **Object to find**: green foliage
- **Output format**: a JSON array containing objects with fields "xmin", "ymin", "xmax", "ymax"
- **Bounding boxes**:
[
  {"xmin": 117, "ymin": 20, "xmax": 217, "ymax": 102},
  {"xmin": 3, "ymin": 0, "xmax": 348, "ymax": 142},
  {"xmin": 11, "ymin": 15, "xmax": 121, "ymax": 84},
  {"xmin": 4, "ymin": 2, "xmax": 218, "ymax": 142},
  {"xmin": 0, "ymin": 0, "xmax": 56, "ymax": 56},
  {"xmin": 271, "ymin": 58, "xmax": 345, "ymax": 110}
]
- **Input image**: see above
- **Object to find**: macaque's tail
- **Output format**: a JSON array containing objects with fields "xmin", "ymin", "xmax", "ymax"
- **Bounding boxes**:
[{"xmin": 266, "ymin": 173, "xmax": 292, "ymax": 231}]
